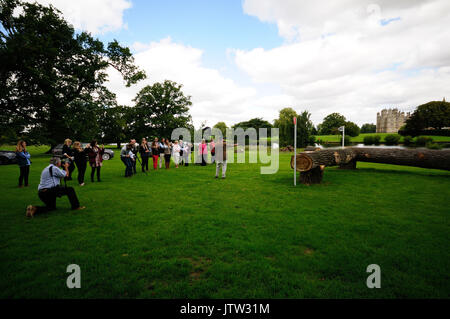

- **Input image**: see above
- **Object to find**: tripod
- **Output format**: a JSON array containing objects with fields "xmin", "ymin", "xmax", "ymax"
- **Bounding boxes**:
[{"xmin": 134, "ymin": 153, "xmax": 147, "ymax": 175}]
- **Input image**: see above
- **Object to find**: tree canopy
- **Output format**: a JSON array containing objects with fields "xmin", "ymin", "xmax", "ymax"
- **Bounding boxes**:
[
  {"xmin": 213, "ymin": 122, "xmax": 228, "ymax": 137},
  {"xmin": 318, "ymin": 113, "xmax": 347, "ymax": 135},
  {"xmin": 403, "ymin": 100, "xmax": 450, "ymax": 136},
  {"xmin": 0, "ymin": 0, "xmax": 145, "ymax": 146},
  {"xmin": 132, "ymin": 80, "xmax": 193, "ymax": 139},
  {"xmin": 361, "ymin": 123, "xmax": 376, "ymax": 133},
  {"xmin": 274, "ymin": 108, "xmax": 313, "ymax": 147}
]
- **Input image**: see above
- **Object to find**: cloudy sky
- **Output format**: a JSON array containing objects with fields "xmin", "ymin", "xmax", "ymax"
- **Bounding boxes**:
[{"xmin": 32, "ymin": 0, "xmax": 450, "ymax": 128}]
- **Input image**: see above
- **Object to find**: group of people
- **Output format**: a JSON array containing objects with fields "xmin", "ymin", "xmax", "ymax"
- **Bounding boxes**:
[
  {"xmin": 119, "ymin": 137, "xmax": 222, "ymax": 177},
  {"xmin": 16, "ymin": 136, "xmax": 231, "ymax": 218},
  {"xmin": 61, "ymin": 139, "xmax": 105, "ymax": 186}
]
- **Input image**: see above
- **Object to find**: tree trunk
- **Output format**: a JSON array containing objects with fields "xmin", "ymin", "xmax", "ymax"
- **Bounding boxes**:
[
  {"xmin": 299, "ymin": 166, "xmax": 325, "ymax": 185},
  {"xmin": 291, "ymin": 147, "xmax": 450, "ymax": 184}
]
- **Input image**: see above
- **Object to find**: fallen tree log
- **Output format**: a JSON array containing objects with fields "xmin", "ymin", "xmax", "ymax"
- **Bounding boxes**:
[{"xmin": 291, "ymin": 147, "xmax": 450, "ymax": 184}]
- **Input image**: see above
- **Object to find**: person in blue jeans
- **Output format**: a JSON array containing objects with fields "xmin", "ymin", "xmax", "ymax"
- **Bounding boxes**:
[
  {"xmin": 15, "ymin": 140, "xmax": 31, "ymax": 187},
  {"xmin": 120, "ymin": 143, "xmax": 133, "ymax": 177}
]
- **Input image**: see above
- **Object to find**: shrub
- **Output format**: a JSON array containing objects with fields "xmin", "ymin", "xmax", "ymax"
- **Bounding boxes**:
[
  {"xmin": 373, "ymin": 135, "xmax": 381, "ymax": 145},
  {"xmin": 363, "ymin": 135, "xmax": 374, "ymax": 145},
  {"xmin": 384, "ymin": 134, "xmax": 400, "ymax": 145},
  {"xmin": 403, "ymin": 136, "xmax": 413, "ymax": 146},
  {"xmin": 426, "ymin": 142, "xmax": 442, "ymax": 150},
  {"xmin": 316, "ymin": 138, "xmax": 324, "ymax": 145},
  {"xmin": 340, "ymin": 135, "xmax": 351, "ymax": 146},
  {"xmin": 308, "ymin": 135, "xmax": 316, "ymax": 146},
  {"xmin": 415, "ymin": 136, "xmax": 433, "ymax": 146}
]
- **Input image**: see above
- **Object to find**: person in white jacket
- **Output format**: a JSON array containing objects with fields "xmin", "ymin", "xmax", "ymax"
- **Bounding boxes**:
[
  {"xmin": 183, "ymin": 142, "xmax": 191, "ymax": 166},
  {"xmin": 172, "ymin": 140, "xmax": 181, "ymax": 168}
]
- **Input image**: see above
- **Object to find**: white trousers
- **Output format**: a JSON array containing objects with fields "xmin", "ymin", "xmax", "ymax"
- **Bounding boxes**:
[
  {"xmin": 216, "ymin": 160, "xmax": 227, "ymax": 177},
  {"xmin": 159, "ymin": 153, "xmax": 163, "ymax": 168}
]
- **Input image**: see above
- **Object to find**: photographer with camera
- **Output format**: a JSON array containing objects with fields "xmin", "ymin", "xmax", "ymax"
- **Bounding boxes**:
[
  {"xmin": 26, "ymin": 157, "xmax": 85, "ymax": 217},
  {"xmin": 120, "ymin": 143, "xmax": 133, "ymax": 177}
]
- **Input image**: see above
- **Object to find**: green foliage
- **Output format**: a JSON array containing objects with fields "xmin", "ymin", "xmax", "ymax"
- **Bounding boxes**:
[
  {"xmin": 426, "ymin": 142, "xmax": 442, "ymax": 150},
  {"xmin": 0, "ymin": 0, "xmax": 145, "ymax": 146},
  {"xmin": 373, "ymin": 135, "xmax": 381, "ymax": 145},
  {"xmin": 415, "ymin": 136, "xmax": 433, "ymax": 146},
  {"xmin": 344, "ymin": 121, "xmax": 360, "ymax": 137},
  {"xmin": 403, "ymin": 136, "xmax": 413, "ymax": 146},
  {"xmin": 403, "ymin": 100, "xmax": 450, "ymax": 136},
  {"xmin": 213, "ymin": 122, "xmax": 228, "ymax": 137},
  {"xmin": 318, "ymin": 113, "xmax": 346, "ymax": 135},
  {"xmin": 384, "ymin": 134, "xmax": 400, "ymax": 145},
  {"xmin": 274, "ymin": 108, "xmax": 313, "ymax": 147},
  {"xmin": 360, "ymin": 123, "xmax": 376, "ymax": 133},
  {"xmin": 308, "ymin": 135, "xmax": 316, "ymax": 146},
  {"xmin": 340, "ymin": 135, "xmax": 351, "ymax": 146},
  {"xmin": 363, "ymin": 135, "xmax": 375, "ymax": 145},
  {"xmin": 132, "ymin": 80, "xmax": 193, "ymax": 139},
  {"xmin": 232, "ymin": 118, "xmax": 272, "ymax": 138}
]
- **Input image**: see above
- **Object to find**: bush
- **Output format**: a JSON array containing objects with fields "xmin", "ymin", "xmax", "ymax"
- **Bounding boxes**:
[
  {"xmin": 316, "ymin": 138, "xmax": 324, "ymax": 145},
  {"xmin": 384, "ymin": 134, "xmax": 400, "ymax": 145},
  {"xmin": 308, "ymin": 135, "xmax": 316, "ymax": 146},
  {"xmin": 363, "ymin": 135, "xmax": 374, "ymax": 145},
  {"xmin": 340, "ymin": 135, "xmax": 351, "ymax": 146},
  {"xmin": 403, "ymin": 136, "xmax": 413, "ymax": 146},
  {"xmin": 373, "ymin": 135, "xmax": 381, "ymax": 145},
  {"xmin": 426, "ymin": 142, "xmax": 442, "ymax": 150},
  {"xmin": 415, "ymin": 136, "xmax": 433, "ymax": 146}
]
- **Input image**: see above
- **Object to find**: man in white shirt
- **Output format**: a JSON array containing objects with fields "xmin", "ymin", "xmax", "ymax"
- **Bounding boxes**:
[{"xmin": 26, "ymin": 157, "xmax": 85, "ymax": 217}]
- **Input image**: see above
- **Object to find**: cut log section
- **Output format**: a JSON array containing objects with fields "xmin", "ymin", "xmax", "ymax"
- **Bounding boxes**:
[{"xmin": 291, "ymin": 147, "xmax": 450, "ymax": 184}]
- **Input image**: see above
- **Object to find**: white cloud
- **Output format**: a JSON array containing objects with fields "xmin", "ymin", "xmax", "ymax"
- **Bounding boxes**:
[
  {"xmin": 107, "ymin": 38, "xmax": 292, "ymax": 127},
  {"xmin": 29, "ymin": 0, "xmax": 132, "ymax": 34},
  {"xmin": 236, "ymin": 0, "xmax": 450, "ymax": 125}
]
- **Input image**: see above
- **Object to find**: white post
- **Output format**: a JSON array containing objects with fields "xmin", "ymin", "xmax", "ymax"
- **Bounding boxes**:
[
  {"xmin": 342, "ymin": 126, "xmax": 345, "ymax": 148},
  {"xmin": 294, "ymin": 117, "xmax": 297, "ymax": 186}
]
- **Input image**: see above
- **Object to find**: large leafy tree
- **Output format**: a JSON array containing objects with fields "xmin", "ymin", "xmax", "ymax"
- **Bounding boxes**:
[
  {"xmin": 132, "ymin": 80, "xmax": 193, "ymax": 139},
  {"xmin": 232, "ymin": 117, "xmax": 272, "ymax": 139},
  {"xmin": 344, "ymin": 121, "xmax": 360, "ymax": 137},
  {"xmin": 98, "ymin": 105, "xmax": 131, "ymax": 148},
  {"xmin": 0, "ymin": 0, "xmax": 145, "ymax": 146},
  {"xmin": 318, "ymin": 113, "xmax": 346, "ymax": 135},
  {"xmin": 274, "ymin": 108, "xmax": 313, "ymax": 147},
  {"xmin": 403, "ymin": 100, "xmax": 450, "ymax": 136}
]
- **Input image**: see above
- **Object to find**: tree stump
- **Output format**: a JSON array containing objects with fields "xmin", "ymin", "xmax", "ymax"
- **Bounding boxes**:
[{"xmin": 299, "ymin": 166, "xmax": 324, "ymax": 185}]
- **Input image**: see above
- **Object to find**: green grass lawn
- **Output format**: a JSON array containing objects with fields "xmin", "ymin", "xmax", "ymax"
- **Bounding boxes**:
[
  {"xmin": 0, "ymin": 146, "xmax": 449, "ymax": 298},
  {"xmin": 314, "ymin": 133, "xmax": 450, "ymax": 143}
]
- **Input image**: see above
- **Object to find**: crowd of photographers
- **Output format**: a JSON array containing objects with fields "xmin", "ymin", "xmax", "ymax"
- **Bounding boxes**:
[{"xmin": 15, "ymin": 136, "xmax": 228, "ymax": 218}]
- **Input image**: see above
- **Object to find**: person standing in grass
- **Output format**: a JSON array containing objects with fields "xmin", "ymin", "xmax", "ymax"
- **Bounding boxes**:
[
  {"xmin": 86, "ymin": 140, "xmax": 104, "ymax": 182},
  {"xmin": 26, "ymin": 157, "xmax": 85, "ymax": 217},
  {"xmin": 172, "ymin": 140, "xmax": 181, "ymax": 168},
  {"xmin": 15, "ymin": 140, "xmax": 31, "ymax": 188},
  {"xmin": 130, "ymin": 139, "xmax": 138, "ymax": 175},
  {"xmin": 215, "ymin": 138, "xmax": 236, "ymax": 179},
  {"xmin": 62, "ymin": 139, "xmax": 75, "ymax": 181},
  {"xmin": 163, "ymin": 139, "xmax": 172, "ymax": 169},
  {"xmin": 183, "ymin": 142, "xmax": 191, "ymax": 166},
  {"xmin": 120, "ymin": 143, "xmax": 133, "ymax": 177},
  {"xmin": 151, "ymin": 138, "xmax": 160, "ymax": 170},
  {"xmin": 210, "ymin": 138, "xmax": 216, "ymax": 164},
  {"xmin": 72, "ymin": 141, "xmax": 88, "ymax": 186},
  {"xmin": 159, "ymin": 138, "xmax": 165, "ymax": 168},
  {"xmin": 139, "ymin": 138, "xmax": 151, "ymax": 172},
  {"xmin": 200, "ymin": 139, "xmax": 208, "ymax": 166}
]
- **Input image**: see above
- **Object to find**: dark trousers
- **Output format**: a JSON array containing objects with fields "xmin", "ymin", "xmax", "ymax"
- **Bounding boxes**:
[
  {"xmin": 67, "ymin": 161, "xmax": 75, "ymax": 180},
  {"xmin": 35, "ymin": 186, "xmax": 80, "ymax": 214},
  {"xmin": 121, "ymin": 157, "xmax": 133, "ymax": 177},
  {"xmin": 132, "ymin": 156, "xmax": 137, "ymax": 174},
  {"xmin": 75, "ymin": 161, "xmax": 86, "ymax": 185},
  {"xmin": 91, "ymin": 166, "xmax": 101, "ymax": 182},
  {"xmin": 164, "ymin": 154, "xmax": 171, "ymax": 168},
  {"xmin": 201, "ymin": 154, "xmax": 207, "ymax": 166},
  {"xmin": 19, "ymin": 165, "xmax": 30, "ymax": 186},
  {"xmin": 141, "ymin": 155, "xmax": 149, "ymax": 171}
]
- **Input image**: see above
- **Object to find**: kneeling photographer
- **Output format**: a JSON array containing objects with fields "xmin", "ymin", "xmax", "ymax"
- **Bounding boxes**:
[{"xmin": 26, "ymin": 157, "xmax": 85, "ymax": 217}]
